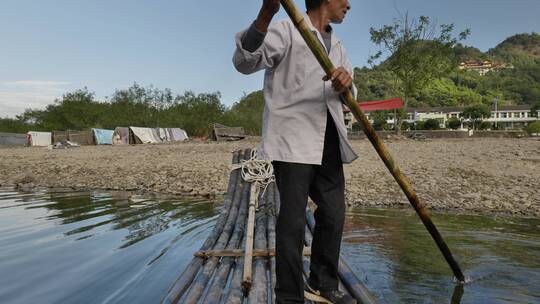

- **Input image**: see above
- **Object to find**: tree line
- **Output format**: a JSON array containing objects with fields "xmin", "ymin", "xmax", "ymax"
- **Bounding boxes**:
[{"xmin": 0, "ymin": 84, "xmax": 265, "ymax": 138}]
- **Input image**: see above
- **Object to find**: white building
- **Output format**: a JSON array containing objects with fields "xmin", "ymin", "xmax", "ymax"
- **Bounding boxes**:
[
  {"xmin": 344, "ymin": 104, "xmax": 540, "ymax": 130},
  {"xmin": 405, "ymin": 105, "xmax": 539, "ymax": 129}
]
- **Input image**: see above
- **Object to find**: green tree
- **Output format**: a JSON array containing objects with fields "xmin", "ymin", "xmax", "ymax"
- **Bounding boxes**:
[
  {"xmin": 19, "ymin": 88, "xmax": 107, "ymax": 131},
  {"xmin": 461, "ymin": 103, "xmax": 490, "ymax": 130},
  {"xmin": 369, "ymin": 14, "xmax": 470, "ymax": 133},
  {"xmin": 0, "ymin": 117, "xmax": 35, "ymax": 133},
  {"xmin": 166, "ymin": 91, "xmax": 225, "ymax": 137},
  {"xmin": 525, "ymin": 121, "xmax": 540, "ymax": 134},
  {"xmin": 419, "ymin": 78, "xmax": 483, "ymax": 106},
  {"xmin": 222, "ymin": 90, "xmax": 265, "ymax": 135},
  {"xmin": 370, "ymin": 111, "xmax": 389, "ymax": 131},
  {"xmin": 353, "ymin": 67, "xmax": 401, "ymax": 101},
  {"xmin": 530, "ymin": 101, "xmax": 540, "ymax": 117},
  {"xmin": 447, "ymin": 118, "xmax": 462, "ymax": 130}
]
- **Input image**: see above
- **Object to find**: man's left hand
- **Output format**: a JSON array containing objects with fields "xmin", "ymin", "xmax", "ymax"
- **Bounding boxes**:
[{"xmin": 323, "ymin": 67, "xmax": 353, "ymax": 94}]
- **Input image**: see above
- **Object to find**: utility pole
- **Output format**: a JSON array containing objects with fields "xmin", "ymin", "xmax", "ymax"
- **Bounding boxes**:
[{"xmin": 494, "ymin": 98, "xmax": 498, "ymax": 129}]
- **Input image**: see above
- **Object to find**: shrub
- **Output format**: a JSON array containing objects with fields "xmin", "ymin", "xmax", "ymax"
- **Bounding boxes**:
[
  {"xmin": 447, "ymin": 118, "xmax": 461, "ymax": 130},
  {"xmin": 401, "ymin": 121, "xmax": 411, "ymax": 131},
  {"xmin": 525, "ymin": 121, "xmax": 540, "ymax": 135},
  {"xmin": 479, "ymin": 121, "xmax": 492, "ymax": 130},
  {"xmin": 352, "ymin": 122, "xmax": 363, "ymax": 132},
  {"xmin": 373, "ymin": 119, "xmax": 388, "ymax": 131},
  {"xmin": 423, "ymin": 119, "xmax": 441, "ymax": 130}
]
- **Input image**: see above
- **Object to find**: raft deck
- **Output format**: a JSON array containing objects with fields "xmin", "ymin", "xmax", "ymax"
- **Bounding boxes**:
[{"xmin": 162, "ymin": 149, "xmax": 377, "ymax": 304}]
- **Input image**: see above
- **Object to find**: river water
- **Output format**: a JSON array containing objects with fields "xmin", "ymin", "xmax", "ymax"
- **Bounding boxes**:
[{"xmin": 0, "ymin": 188, "xmax": 539, "ymax": 303}]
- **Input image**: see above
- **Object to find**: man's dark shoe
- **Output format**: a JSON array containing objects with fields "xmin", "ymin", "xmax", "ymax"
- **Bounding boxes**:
[{"xmin": 304, "ymin": 282, "xmax": 357, "ymax": 304}]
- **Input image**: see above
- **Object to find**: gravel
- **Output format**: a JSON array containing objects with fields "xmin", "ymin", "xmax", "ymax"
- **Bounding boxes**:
[{"xmin": 1, "ymin": 137, "xmax": 538, "ymax": 217}]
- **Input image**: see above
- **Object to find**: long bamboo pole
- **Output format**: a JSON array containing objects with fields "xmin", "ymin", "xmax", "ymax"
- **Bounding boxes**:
[
  {"xmin": 241, "ymin": 182, "xmax": 258, "ymax": 292},
  {"xmin": 279, "ymin": 0, "xmax": 465, "ymax": 282},
  {"xmin": 248, "ymin": 185, "xmax": 269, "ymax": 303},
  {"xmin": 203, "ymin": 172, "xmax": 251, "ymax": 304}
]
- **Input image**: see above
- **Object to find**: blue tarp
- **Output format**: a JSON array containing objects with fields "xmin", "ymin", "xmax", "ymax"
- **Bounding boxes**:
[{"xmin": 92, "ymin": 128, "xmax": 114, "ymax": 145}]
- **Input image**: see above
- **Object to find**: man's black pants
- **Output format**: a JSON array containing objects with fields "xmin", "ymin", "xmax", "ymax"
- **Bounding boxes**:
[{"xmin": 273, "ymin": 111, "xmax": 345, "ymax": 303}]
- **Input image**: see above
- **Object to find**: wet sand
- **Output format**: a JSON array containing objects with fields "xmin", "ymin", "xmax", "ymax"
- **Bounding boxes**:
[{"xmin": 1, "ymin": 138, "xmax": 538, "ymax": 217}]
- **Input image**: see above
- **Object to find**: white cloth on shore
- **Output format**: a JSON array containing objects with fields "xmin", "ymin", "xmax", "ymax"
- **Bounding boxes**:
[{"xmin": 27, "ymin": 131, "xmax": 52, "ymax": 147}]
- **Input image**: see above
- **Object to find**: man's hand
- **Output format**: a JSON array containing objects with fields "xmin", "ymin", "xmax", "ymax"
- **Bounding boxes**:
[
  {"xmin": 323, "ymin": 67, "xmax": 353, "ymax": 94},
  {"xmin": 262, "ymin": 0, "xmax": 280, "ymax": 16},
  {"xmin": 255, "ymin": 0, "xmax": 280, "ymax": 32}
]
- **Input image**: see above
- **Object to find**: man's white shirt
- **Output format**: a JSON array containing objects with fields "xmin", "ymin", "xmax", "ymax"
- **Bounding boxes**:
[{"xmin": 233, "ymin": 16, "xmax": 358, "ymax": 165}]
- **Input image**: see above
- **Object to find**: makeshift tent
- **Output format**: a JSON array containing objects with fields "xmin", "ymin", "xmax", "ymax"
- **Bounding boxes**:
[
  {"xmin": 156, "ymin": 128, "xmax": 171, "ymax": 142},
  {"xmin": 51, "ymin": 130, "xmax": 94, "ymax": 145},
  {"xmin": 112, "ymin": 127, "xmax": 130, "ymax": 145},
  {"xmin": 130, "ymin": 127, "xmax": 159, "ymax": 144},
  {"xmin": 151, "ymin": 128, "xmax": 163, "ymax": 143},
  {"xmin": 169, "ymin": 128, "xmax": 188, "ymax": 141},
  {"xmin": 52, "ymin": 131, "xmax": 69, "ymax": 143},
  {"xmin": 92, "ymin": 128, "xmax": 114, "ymax": 145},
  {"xmin": 27, "ymin": 131, "xmax": 52, "ymax": 146},
  {"xmin": 128, "ymin": 127, "xmax": 188, "ymax": 144}
]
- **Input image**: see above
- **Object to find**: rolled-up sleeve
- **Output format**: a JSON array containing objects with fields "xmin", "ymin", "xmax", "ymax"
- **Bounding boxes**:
[
  {"xmin": 233, "ymin": 21, "xmax": 289, "ymax": 75},
  {"xmin": 241, "ymin": 22, "xmax": 267, "ymax": 52}
]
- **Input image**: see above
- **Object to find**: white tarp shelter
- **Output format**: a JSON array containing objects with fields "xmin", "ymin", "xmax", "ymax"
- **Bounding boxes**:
[
  {"xmin": 129, "ymin": 127, "xmax": 159, "ymax": 144},
  {"xmin": 170, "ymin": 128, "xmax": 189, "ymax": 141},
  {"xmin": 27, "ymin": 131, "xmax": 52, "ymax": 147},
  {"xmin": 129, "ymin": 127, "xmax": 189, "ymax": 144}
]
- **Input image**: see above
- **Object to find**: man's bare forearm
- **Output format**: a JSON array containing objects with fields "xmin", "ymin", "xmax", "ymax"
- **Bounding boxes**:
[{"xmin": 254, "ymin": 1, "xmax": 280, "ymax": 32}]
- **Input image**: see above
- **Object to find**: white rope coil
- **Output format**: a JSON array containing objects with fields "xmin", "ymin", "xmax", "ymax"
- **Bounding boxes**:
[{"xmin": 240, "ymin": 149, "xmax": 275, "ymax": 197}]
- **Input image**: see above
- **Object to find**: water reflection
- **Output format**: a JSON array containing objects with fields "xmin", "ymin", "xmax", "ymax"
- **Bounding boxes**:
[
  {"xmin": 2, "ymin": 187, "xmax": 539, "ymax": 304},
  {"xmin": 342, "ymin": 208, "xmax": 540, "ymax": 303},
  {"xmin": 0, "ymin": 187, "xmax": 218, "ymax": 304}
]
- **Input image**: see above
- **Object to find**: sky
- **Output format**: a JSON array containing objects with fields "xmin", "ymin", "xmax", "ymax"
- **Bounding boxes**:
[{"xmin": 1, "ymin": 0, "xmax": 540, "ymax": 117}]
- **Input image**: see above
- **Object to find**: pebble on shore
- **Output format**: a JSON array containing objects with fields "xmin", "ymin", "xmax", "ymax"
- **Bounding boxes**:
[{"xmin": 0, "ymin": 138, "xmax": 538, "ymax": 217}]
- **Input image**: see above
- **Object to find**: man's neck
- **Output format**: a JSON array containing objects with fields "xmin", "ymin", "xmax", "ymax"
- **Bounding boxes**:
[{"xmin": 307, "ymin": 9, "xmax": 331, "ymax": 34}]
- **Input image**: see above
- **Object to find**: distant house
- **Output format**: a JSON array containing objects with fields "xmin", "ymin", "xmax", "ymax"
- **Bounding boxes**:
[
  {"xmin": 459, "ymin": 60, "xmax": 512, "ymax": 76},
  {"xmin": 403, "ymin": 105, "xmax": 539, "ymax": 129},
  {"xmin": 344, "ymin": 104, "xmax": 540, "ymax": 130}
]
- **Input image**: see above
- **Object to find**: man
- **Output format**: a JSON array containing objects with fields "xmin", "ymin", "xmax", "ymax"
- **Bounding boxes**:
[{"xmin": 233, "ymin": 0, "xmax": 357, "ymax": 303}]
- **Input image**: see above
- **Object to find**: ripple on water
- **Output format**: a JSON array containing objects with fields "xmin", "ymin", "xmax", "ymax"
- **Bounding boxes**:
[
  {"xmin": 342, "ymin": 208, "xmax": 540, "ymax": 303},
  {"xmin": 0, "ymin": 187, "xmax": 219, "ymax": 304}
]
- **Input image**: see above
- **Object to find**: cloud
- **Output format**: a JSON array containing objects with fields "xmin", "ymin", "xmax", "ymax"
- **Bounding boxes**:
[
  {"xmin": 2, "ymin": 80, "xmax": 72, "ymax": 87},
  {"xmin": 0, "ymin": 80, "xmax": 71, "ymax": 117}
]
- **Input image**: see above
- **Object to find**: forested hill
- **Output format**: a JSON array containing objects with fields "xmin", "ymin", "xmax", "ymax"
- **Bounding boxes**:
[
  {"xmin": 355, "ymin": 32, "xmax": 540, "ymax": 107},
  {"xmin": 489, "ymin": 32, "xmax": 540, "ymax": 63}
]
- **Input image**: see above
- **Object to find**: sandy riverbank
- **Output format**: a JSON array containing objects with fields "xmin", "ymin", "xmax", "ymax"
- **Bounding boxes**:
[{"xmin": 1, "ymin": 138, "xmax": 538, "ymax": 217}]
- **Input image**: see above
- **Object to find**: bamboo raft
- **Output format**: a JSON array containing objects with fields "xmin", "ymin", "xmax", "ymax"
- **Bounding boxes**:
[{"xmin": 162, "ymin": 149, "xmax": 377, "ymax": 304}]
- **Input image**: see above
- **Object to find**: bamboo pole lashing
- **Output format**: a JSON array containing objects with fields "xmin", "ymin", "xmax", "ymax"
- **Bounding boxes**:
[{"xmin": 194, "ymin": 247, "xmax": 312, "ymax": 258}]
